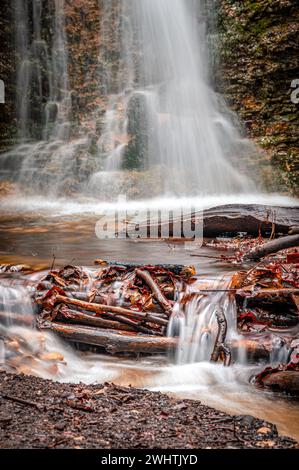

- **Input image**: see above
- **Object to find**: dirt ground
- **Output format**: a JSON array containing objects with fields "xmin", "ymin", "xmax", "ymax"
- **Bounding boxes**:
[{"xmin": 0, "ymin": 371, "xmax": 297, "ymax": 449}]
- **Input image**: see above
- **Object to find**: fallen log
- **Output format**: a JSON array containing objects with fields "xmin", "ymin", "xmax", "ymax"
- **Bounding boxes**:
[
  {"xmin": 48, "ymin": 322, "xmax": 176, "ymax": 355},
  {"xmin": 243, "ymin": 234, "xmax": 299, "ymax": 261},
  {"xmin": 71, "ymin": 291, "xmax": 113, "ymax": 305},
  {"xmin": 45, "ymin": 319, "xmax": 278, "ymax": 361},
  {"xmin": 210, "ymin": 308, "xmax": 231, "ymax": 366},
  {"xmin": 56, "ymin": 307, "xmax": 135, "ymax": 332},
  {"xmin": 71, "ymin": 287, "xmax": 299, "ymax": 298},
  {"xmin": 136, "ymin": 269, "xmax": 173, "ymax": 316},
  {"xmin": 289, "ymin": 226, "xmax": 299, "ymax": 235},
  {"xmin": 237, "ymin": 288, "xmax": 299, "ymax": 299},
  {"xmin": 202, "ymin": 204, "xmax": 299, "ymax": 237},
  {"xmin": 232, "ymin": 330, "xmax": 292, "ymax": 361},
  {"xmin": 95, "ymin": 260, "xmax": 195, "ymax": 277},
  {"xmin": 229, "ymin": 339, "xmax": 271, "ymax": 362},
  {"xmin": 55, "ymin": 304, "xmax": 163, "ymax": 336},
  {"xmin": 134, "ymin": 204, "xmax": 299, "ymax": 237},
  {"xmin": 45, "ymin": 293, "xmax": 168, "ymax": 327}
]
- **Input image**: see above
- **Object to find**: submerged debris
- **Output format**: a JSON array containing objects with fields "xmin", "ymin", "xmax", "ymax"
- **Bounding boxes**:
[{"xmin": 35, "ymin": 262, "xmax": 195, "ymax": 341}]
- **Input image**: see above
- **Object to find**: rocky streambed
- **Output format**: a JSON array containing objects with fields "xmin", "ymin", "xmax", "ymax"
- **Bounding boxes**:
[{"xmin": 0, "ymin": 372, "xmax": 297, "ymax": 449}]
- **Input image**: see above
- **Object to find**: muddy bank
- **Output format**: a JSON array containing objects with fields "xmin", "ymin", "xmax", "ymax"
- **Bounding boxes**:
[{"xmin": 0, "ymin": 372, "xmax": 297, "ymax": 449}]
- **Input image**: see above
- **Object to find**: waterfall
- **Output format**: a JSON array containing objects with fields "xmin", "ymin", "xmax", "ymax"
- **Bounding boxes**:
[
  {"xmin": 0, "ymin": 0, "xmax": 256, "ymax": 199},
  {"xmin": 44, "ymin": 0, "xmax": 71, "ymax": 141},
  {"xmin": 127, "ymin": 0, "xmax": 244, "ymax": 193},
  {"xmin": 90, "ymin": 0, "xmax": 255, "ymax": 197},
  {"xmin": 15, "ymin": 0, "xmax": 30, "ymax": 141}
]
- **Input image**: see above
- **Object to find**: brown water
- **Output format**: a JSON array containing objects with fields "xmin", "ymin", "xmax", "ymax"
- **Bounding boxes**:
[
  {"xmin": 0, "ymin": 209, "xmax": 298, "ymax": 442},
  {"xmin": 0, "ymin": 212, "xmax": 238, "ymax": 273}
]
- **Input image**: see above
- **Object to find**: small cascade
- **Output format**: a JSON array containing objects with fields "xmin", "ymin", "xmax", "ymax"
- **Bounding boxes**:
[
  {"xmin": 0, "ymin": 277, "xmax": 35, "ymax": 371},
  {"xmin": 0, "ymin": 279, "xmax": 34, "ymax": 328},
  {"xmin": 168, "ymin": 276, "xmax": 243, "ymax": 365},
  {"xmin": 0, "ymin": 267, "xmax": 117, "ymax": 380}
]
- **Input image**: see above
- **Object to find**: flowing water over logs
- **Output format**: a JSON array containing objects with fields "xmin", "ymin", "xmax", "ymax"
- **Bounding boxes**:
[
  {"xmin": 0, "ymin": 242, "xmax": 298, "ymax": 374},
  {"xmin": 168, "ymin": 276, "xmax": 237, "ymax": 365}
]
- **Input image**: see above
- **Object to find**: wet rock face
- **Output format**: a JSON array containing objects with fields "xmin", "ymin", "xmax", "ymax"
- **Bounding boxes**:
[
  {"xmin": 65, "ymin": 0, "xmax": 102, "ymax": 124},
  {"xmin": 65, "ymin": 0, "xmax": 133, "ymax": 132},
  {"xmin": 263, "ymin": 372, "xmax": 299, "ymax": 395},
  {"xmin": 217, "ymin": 0, "xmax": 299, "ymax": 195}
]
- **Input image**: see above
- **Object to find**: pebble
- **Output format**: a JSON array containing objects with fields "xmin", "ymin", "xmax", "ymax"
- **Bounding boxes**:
[
  {"xmin": 54, "ymin": 421, "xmax": 66, "ymax": 431},
  {"xmin": 257, "ymin": 426, "xmax": 272, "ymax": 434}
]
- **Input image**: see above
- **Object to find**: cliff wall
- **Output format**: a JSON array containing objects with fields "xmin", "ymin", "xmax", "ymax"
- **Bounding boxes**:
[{"xmin": 217, "ymin": 0, "xmax": 298, "ymax": 195}]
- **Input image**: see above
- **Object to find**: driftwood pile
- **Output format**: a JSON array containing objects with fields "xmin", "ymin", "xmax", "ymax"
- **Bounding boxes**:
[
  {"xmin": 31, "ymin": 244, "xmax": 298, "ymax": 366},
  {"xmin": 33, "ymin": 261, "xmax": 195, "ymax": 355},
  {"xmin": 0, "ymin": 223, "xmax": 299, "ymax": 394},
  {"xmin": 232, "ymin": 249, "xmax": 299, "ymax": 333},
  {"xmin": 0, "ymin": 240, "xmax": 298, "ymax": 363}
]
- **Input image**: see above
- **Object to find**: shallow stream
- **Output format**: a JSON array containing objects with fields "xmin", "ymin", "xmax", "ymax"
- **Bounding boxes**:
[{"xmin": 0, "ymin": 195, "xmax": 298, "ymax": 441}]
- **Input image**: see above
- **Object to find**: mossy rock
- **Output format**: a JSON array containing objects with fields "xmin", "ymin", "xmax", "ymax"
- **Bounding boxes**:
[{"xmin": 122, "ymin": 93, "xmax": 149, "ymax": 170}]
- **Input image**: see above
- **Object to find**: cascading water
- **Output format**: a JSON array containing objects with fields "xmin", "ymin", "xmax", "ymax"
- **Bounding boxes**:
[
  {"xmin": 1, "ymin": 267, "xmax": 297, "ymax": 441},
  {"xmin": 167, "ymin": 273, "xmax": 292, "ymax": 368},
  {"xmin": 0, "ymin": 249, "xmax": 296, "ymax": 438},
  {"xmin": 0, "ymin": 0, "xmax": 257, "ymax": 199},
  {"xmin": 14, "ymin": 0, "xmax": 70, "ymax": 143},
  {"xmin": 168, "ymin": 276, "xmax": 245, "ymax": 365},
  {"xmin": 125, "ymin": 0, "xmax": 254, "ymax": 194},
  {"xmin": 0, "ymin": 280, "xmax": 34, "ymax": 328},
  {"xmin": 89, "ymin": 0, "xmax": 256, "ymax": 197},
  {"xmin": 0, "ymin": 0, "xmax": 92, "ymax": 196}
]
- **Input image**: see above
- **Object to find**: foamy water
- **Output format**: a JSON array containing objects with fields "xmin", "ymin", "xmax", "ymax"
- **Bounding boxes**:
[{"xmin": 0, "ymin": 193, "xmax": 297, "ymax": 217}]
